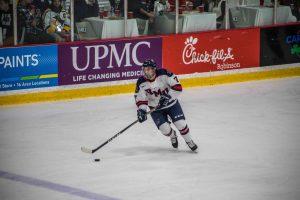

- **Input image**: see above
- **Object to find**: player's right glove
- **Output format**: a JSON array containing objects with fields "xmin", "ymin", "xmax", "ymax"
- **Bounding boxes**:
[{"xmin": 137, "ymin": 109, "xmax": 147, "ymax": 123}]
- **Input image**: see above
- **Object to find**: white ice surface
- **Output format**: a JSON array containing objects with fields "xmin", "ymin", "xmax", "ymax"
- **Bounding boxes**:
[{"xmin": 0, "ymin": 77, "xmax": 300, "ymax": 200}]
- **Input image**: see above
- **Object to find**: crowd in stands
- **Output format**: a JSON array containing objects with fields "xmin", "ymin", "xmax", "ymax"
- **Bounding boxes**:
[
  {"xmin": 16, "ymin": 0, "xmax": 70, "ymax": 44},
  {"xmin": 0, "ymin": 0, "xmax": 71, "ymax": 45},
  {"xmin": 0, "ymin": 0, "xmax": 299, "ymax": 46}
]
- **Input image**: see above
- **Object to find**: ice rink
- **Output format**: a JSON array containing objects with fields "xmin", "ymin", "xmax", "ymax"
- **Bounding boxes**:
[{"xmin": 0, "ymin": 77, "xmax": 300, "ymax": 200}]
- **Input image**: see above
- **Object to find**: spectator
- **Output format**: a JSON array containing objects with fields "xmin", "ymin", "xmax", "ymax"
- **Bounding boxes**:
[
  {"xmin": 193, "ymin": 0, "xmax": 201, "ymax": 7},
  {"xmin": 32, "ymin": 0, "xmax": 50, "ymax": 13},
  {"xmin": 280, "ymin": 0, "xmax": 300, "ymax": 20},
  {"xmin": 109, "ymin": 0, "xmax": 117, "ymax": 10},
  {"xmin": 146, "ymin": 0, "xmax": 156, "ymax": 12},
  {"xmin": 109, "ymin": 0, "xmax": 124, "ymax": 15},
  {"xmin": 128, "ymin": 0, "xmax": 155, "ymax": 20},
  {"xmin": 44, "ymin": 0, "xmax": 70, "ymax": 42},
  {"xmin": 128, "ymin": 0, "xmax": 155, "ymax": 35},
  {"xmin": 154, "ymin": 0, "xmax": 170, "ymax": 16},
  {"xmin": 0, "ymin": 0, "xmax": 13, "ymax": 46},
  {"xmin": 74, "ymin": 0, "xmax": 99, "ymax": 22},
  {"xmin": 17, "ymin": 0, "xmax": 54, "ymax": 44},
  {"xmin": 192, "ymin": 0, "xmax": 211, "ymax": 11},
  {"xmin": 216, "ymin": 0, "xmax": 225, "ymax": 28},
  {"xmin": 98, "ymin": 0, "xmax": 111, "ymax": 11}
]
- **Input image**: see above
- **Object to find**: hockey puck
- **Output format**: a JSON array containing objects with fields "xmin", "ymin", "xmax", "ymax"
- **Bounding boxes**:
[{"xmin": 94, "ymin": 158, "xmax": 100, "ymax": 162}]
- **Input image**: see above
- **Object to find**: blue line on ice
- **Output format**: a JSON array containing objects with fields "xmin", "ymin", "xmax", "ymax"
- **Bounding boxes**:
[{"xmin": 0, "ymin": 170, "xmax": 120, "ymax": 200}]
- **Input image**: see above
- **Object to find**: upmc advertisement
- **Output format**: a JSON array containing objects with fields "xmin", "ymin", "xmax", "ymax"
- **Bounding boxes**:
[
  {"xmin": 162, "ymin": 28, "xmax": 260, "ymax": 75},
  {"xmin": 0, "ymin": 45, "xmax": 58, "ymax": 91},
  {"xmin": 58, "ymin": 37, "xmax": 162, "ymax": 85}
]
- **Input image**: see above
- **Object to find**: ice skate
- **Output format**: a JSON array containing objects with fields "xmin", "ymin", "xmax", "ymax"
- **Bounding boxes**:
[{"xmin": 186, "ymin": 140, "xmax": 197, "ymax": 151}]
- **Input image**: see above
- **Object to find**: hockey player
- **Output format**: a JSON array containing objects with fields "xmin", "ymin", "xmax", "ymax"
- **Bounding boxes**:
[{"xmin": 134, "ymin": 59, "xmax": 198, "ymax": 151}]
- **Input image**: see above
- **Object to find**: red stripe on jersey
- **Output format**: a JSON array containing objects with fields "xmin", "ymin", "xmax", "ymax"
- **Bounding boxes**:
[
  {"xmin": 136, "ymin": 101, "xmax": 148, "ymax": 107},
  {"xmin": 171, "ymin": 84, "xmax": 182, "ymax": 91}
]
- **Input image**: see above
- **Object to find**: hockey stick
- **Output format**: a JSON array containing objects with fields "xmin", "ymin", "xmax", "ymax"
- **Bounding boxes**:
[{"xmin": 81, "ymin": 109, "xmax": 155, "ymax": 154}]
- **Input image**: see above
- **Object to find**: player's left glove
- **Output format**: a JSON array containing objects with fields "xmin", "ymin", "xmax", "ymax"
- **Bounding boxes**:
[{"xmin": 157, "ymin": 93, "xmax": 172, "ymax": 109}]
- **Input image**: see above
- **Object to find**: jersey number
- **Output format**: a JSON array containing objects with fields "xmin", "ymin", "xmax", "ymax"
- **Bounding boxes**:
[{"xmin": 174, "ymin": 76, "xmax": 179, "ymax": 83}]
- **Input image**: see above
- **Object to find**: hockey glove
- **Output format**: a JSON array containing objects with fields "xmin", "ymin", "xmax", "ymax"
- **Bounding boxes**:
[
  {"xmin": 157, "ymin": 93, "xmax": 172, "ymax": 109},
  {"xmin": 137, "ymin": 109, "xmax": 147, "ymax": 123}
]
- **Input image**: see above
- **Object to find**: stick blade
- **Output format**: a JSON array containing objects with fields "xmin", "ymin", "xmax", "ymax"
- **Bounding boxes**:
[{"xmin": 81, "ymin": 146, "xmax": 93, "ymax": 154}]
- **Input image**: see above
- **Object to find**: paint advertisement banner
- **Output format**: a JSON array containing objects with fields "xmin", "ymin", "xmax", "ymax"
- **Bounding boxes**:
[
  {"xmin": 0, "ymin": 45, "xmax": 58, "ymax": 91},
  {"xmin": 162, "ymin": 28, "xmax": 260, "ymax": 75},
  {"xmin": 58, "ymin": 37, "xmax": 162, "ymax": 85},
  {"xmin": 260, "ymin": 23, "xmax": 300, "ymax": 66}
]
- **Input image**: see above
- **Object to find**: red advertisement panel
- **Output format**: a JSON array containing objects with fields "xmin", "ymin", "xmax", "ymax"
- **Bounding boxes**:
[{"xmin": 162, "ymin": 28, "xmax": 260, "ymax": 75}]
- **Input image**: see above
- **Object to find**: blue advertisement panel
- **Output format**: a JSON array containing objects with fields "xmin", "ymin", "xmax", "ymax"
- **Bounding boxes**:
[{"xmin": 0, "ymin": 45, "xmax": 58, "ymax": 91}]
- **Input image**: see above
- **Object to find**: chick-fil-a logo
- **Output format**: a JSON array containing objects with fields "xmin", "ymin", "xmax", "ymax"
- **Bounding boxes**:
[{"xmin": 182, "ymin": 36, "xmax": 235, "ymax": 65}]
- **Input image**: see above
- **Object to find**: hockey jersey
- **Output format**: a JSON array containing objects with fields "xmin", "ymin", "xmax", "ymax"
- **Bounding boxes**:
[{"xmin": 134, "ymin": 68, "xmax": 183, "ymax": 111}]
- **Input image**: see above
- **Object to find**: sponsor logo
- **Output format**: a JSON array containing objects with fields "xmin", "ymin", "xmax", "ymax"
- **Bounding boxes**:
[
  {"xmin": 72, "ymin": 70, "xmax": 143, "ymax": 82},
  {"xmin": 291, "ymin": 44, "xmax": 300, "ymax": 56},
  {"xmin": 70, "ymin": 41, "xmax": 151, "ymax": 71},
  {"xmin": 285, "ymin": 31, "xmax": 300, "ymax": 56},
  {"xmin": 59, "ymin": 37, "xmax": 162, "ymax": 85},
  {"xmin": 216, "ymin": 62, "xmax": 241, "ymax": 71},
  {"xmin": 285, "ymin": 32, "xmax": 300, "ymax": 44},
  {"xmin": 0, "ymin": 45, "xmax": 58, "ymax": 91},
  {"xmin": 182, "ymin": 36, "xmax": 235, "ymax": 65},
  {"xmin": 0, "ymin": 54, "xmax": 39, "ymax": 69}
]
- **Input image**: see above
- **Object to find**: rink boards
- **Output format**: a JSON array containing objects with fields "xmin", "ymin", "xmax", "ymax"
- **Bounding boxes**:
[{"xmin": 0, "ymin": 23, "xmax": 300, "ymax": 105}]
